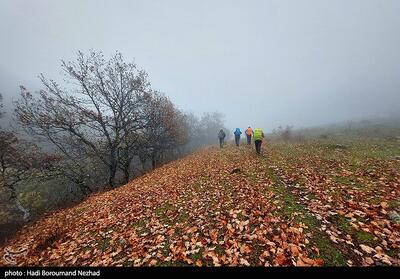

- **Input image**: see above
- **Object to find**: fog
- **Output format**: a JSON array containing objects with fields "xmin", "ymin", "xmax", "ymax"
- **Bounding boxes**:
[{"xmin": 1, "ymin": 0, "xmax": 399, "ymax": 132}]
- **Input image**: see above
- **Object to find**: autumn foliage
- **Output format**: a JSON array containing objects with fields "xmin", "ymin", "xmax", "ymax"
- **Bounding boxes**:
[{"xmin": 1, "ymin": 141, "xmax": 398, "ymax": 266}]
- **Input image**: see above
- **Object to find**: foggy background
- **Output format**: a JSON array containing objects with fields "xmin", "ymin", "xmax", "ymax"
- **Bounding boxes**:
[{"xmin": 1, "ymin": 0, "xmax": 399, "ymax": 132}]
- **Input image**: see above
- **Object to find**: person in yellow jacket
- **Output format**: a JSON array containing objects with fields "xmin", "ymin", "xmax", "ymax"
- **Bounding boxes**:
[{"xmin": 253, "ymin": 128, "xmax": 265, "ymax": 154}]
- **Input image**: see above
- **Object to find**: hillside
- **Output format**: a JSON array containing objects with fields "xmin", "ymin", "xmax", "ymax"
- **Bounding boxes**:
[{"xmin": 1, "ymin": 140, "xmax": 399, "ymax": 266}]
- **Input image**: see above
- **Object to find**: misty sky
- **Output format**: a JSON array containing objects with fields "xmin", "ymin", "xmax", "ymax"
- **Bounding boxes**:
[{"xmin": 1, "ymin": 0, "xmax": 399, "ymax": 131}]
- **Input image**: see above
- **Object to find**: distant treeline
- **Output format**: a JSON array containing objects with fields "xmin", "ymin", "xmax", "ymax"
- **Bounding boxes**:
[{"xmin": 0, "ymin": 50, "xmax": 227, "ymax": 243}]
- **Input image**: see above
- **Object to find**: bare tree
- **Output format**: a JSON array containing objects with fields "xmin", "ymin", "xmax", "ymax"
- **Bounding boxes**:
[
  {"xmin": 142, "ymin": 92, "xmax": 189, "ymax": 169},
  {"xmin": 198, "ymin": 112, "xmax": 226, "ymax": 145},
  {"xmin": 280, "ymin": 125, "xmax": 293, "ymax": 142},
  {"xmin": 180, "ymin": 112, "xmax": 201, "ymax": 151},
  {"xmin": 14, "ymin": 50, "xmax": 225, "ymax": 196},
  {"xmin": 15, "ymin": 50, "xmax": 152, "ymax": 188}
]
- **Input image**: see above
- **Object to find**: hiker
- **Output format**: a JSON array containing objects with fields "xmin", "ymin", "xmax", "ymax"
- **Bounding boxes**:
[
  {"xmin": 218, "ymin": 129, "xmax": 226, "ymax": 148},
  {"xmin": 253, "ymin": 128, "xmax": 265, "ymax": 154},
  {"xmin": 245, "ymin": 126, "xmax": 253, "ymax": 145},
  {"xmin": 233, "ymin": 128, "xmax": 242, "ymax": 146}
]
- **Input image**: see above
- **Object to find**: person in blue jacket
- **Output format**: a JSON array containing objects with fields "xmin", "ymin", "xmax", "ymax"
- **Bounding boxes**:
[{"xmin": 233, "ymin": 128, "xmax": 242, "ymax": 146}]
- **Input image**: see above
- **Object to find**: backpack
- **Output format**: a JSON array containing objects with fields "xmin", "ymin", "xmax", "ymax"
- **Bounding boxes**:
[
  {"xmin": 234, "ymin": 128, "xmax": 241, "ymax": 136},
  {"xmin": 218, "ymin": 130, "xmax": 225, "ymax": 139},
  {"xmin": 246, "ymin": 127, "xmax": 253, "ymax": 136}
]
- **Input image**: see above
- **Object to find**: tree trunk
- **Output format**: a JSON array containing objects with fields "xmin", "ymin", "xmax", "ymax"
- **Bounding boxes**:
[
  {"xmin": 8, "ymin": 187, "xmax": 30, "ymax": 221},
  {"xmin": 109, "ymin": 166, "xmax": 116, "ymax": 188},
  {"xmin": 122, "ymin": 160, "xmax": 131, "ymax": 184},
  {"xmin": 15, "ymin": 199, "xmax": 30, "ymax": 221},
  {"xmin": 109, "ymin": 150, "xmax": 118, "ymax": 188},
  {"xmin": 151, "ymin": 154, "xmax": 156, "ymax": 170},
  {"xmin": 78, "ymin": 183, "xmax": 92, "ymax": 196}
]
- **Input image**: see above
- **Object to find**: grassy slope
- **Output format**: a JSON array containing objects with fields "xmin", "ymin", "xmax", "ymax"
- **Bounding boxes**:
[{"xmin": 1, "ymin": 139, "xmax": 399, "ymax": 266}]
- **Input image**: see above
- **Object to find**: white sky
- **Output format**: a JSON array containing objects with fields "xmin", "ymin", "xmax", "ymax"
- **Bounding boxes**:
[{"xmin": 1, "ymin": 0, "xmax": 399, "ymax": 131}]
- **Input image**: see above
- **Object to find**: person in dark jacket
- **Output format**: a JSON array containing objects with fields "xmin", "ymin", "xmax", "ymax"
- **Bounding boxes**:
[
  {"xmin": 233, "ymin": 128, "xmax": 242, "ymax": 146},
  {"xmin": 218, "ymin": 129, "xmax": 226, "ymax": 148}
]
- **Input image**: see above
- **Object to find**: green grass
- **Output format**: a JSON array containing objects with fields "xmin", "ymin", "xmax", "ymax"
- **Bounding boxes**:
[
  {"xmin": 264, "ymin": 135, "xmax": 400, "ymax": 265},
  {"xmin": 214, "ymin": 244, "xmax": 225, "ymax": 256},
  {"xmin": 190, "ymin": 248, "xmax": 204, "ymax": 261},
  {"xmin": 97, "ymin": 237, "xmax": 111, "ymax": 252},
  {"xmin": 162, "ymin": 241, "xmax": 171, "ymax": 257},
  {"xmin": 368, "ymin": 196, "xmax": 382, "ymax": 205},
  {"xmin": 155, "ymin": 202, "xmax": 173, "ymax": 216},
  {"xmin": 387, "ymin": 248, "xmax": 400, "ymax": 259},
  {"xmin": 355, "ymin": 231, "xmax": 378, "ymax": 247},
  {"xmin": 311, "ymin": 233, "xmax": 347, "ymax": 266},
  {"xmin": 306, "ymin": 193, "xmax": 316, "ymax": 200},
  {"xmin": 388, "ymin": 200, "xmax": 400, "ymax": 209},
  {"xmin": 131, "ymin": 218, "xmax": 150, "ymax": 235},
  {"xmin": 331, "ymin": 175, "xmax": 353, "ymax": 185},
  {"xmin": 176, "ymin": 211, "xmax": 189, "ymax": 224},
  {"xmin": 155, "ymin": 202, "xmax": 173, "ymax": 224},
  {"xmin": 263, "ymin": 165, "xmax": 347, "ymax": 266},
  {"xmin": 174, "ymin": 227, "xmax": 183, "ymax": 237},
  {"xmin": 329, "ymin": 215, "xmax": 352, "ymax": 234}
]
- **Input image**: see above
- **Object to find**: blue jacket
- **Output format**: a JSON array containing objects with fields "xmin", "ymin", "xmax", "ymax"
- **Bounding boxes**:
[{"xmin": 234, "ymin": 128, "xmax": 242, "ymax": 136}]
